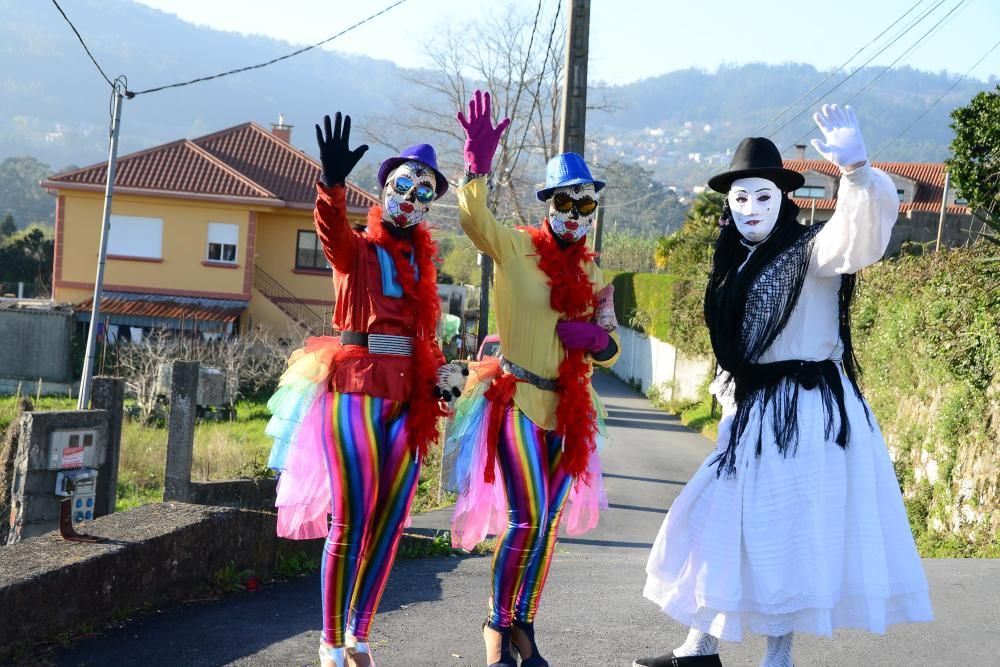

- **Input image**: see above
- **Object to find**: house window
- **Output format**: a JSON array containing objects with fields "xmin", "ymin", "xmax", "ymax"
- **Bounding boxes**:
[
  {"xmin": 296, "ymin": 230, "xmax": 330, "ymax": 271},
  {"xmin": 207, "ymin": 223, "xmax": 239, "ymax": 263},
  {"xmin": 794, "ymin": 185, "xmax": 826, "ymax": 199},
  {"xmin": 897, "ymin": 188, "xmax": 906, "ymax": 202},
  {"xmin": 108, "ymin": 215, "xmax": 163, "ymax": 259}
]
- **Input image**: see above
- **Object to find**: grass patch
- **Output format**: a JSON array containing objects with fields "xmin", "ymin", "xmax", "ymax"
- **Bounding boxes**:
[{"xmin": 645, "ymin": 382, "xmax": 721, "ymax": 440}]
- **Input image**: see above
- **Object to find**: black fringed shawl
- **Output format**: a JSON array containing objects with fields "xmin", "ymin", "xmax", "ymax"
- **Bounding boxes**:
[{"xmin": 704, "ymin": 196, "xmax": 869, "ymax": 477}]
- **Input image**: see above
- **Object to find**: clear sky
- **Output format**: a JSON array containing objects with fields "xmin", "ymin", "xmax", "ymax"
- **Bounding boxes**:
[{"xmin": 132, "ymin": 0, "xmax": 1000, "ymax": 85}]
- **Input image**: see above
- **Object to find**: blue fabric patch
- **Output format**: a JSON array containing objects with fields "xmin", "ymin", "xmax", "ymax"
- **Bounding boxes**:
[{"xmin": 375, "ymin": 245, "xmax": 418, "ymax": 298}]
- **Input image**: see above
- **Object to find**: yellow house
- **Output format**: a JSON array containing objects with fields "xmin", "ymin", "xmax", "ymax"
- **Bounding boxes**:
[{"xmin": 41, "ymin": 120, "xmax": 377, "ymax": 339}]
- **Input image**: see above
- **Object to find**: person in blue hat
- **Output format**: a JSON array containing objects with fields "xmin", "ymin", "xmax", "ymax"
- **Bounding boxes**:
[
  {"xmin": 443, "ymin": 90, "xmax": 620, "ymax": 667},
  {"xmin": 265, "ymin": 112, "xmax": 455, "ymax": 667}
]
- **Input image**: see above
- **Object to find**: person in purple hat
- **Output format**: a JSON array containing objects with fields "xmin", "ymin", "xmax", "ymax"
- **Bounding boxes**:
[
  {"xmin": 443, "ymin": 90, "xmax": 620, "ymax": 667},
  {"xmin": 265, "ymin": 112, "xmax": 455, "ymax": 667}
]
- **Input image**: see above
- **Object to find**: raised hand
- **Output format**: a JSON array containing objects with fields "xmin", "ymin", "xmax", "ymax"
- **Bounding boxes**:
[
  {"xmin": 315, "ymin": 112, "xmax": 369, "ymax": 187},
  {"xmin": 811, "ymin": 104, "xmax": 867, "ymax": 170},
  {"xmin": 456, "ymin": 90, "xmax": 511, "ymax": 174}
]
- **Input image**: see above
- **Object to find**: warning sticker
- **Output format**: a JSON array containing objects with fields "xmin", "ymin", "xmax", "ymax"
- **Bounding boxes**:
[{"xmin": 62, "ymin": 447, "xmax": 85, "ymax": 468}]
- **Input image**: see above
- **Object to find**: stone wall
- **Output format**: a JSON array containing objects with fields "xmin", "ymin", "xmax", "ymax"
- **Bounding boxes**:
[{"xmin": 0, "ymin": 502, "xmax": 322, "ymax": 659}]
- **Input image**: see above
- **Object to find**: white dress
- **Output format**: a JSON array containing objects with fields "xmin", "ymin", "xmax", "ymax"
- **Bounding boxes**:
[{"xmin": 643, "ymin": 166, "xmax": 933, "ymax": 640}]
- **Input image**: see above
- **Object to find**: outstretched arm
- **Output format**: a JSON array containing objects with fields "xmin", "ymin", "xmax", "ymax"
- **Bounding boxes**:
[
  {"xmin": 313, "ymin": 112, "xmax": 369, "ymax": 273},
  {"xmin": 808, "ymin": 104, "xmax": 898, "ymax": 276},
  {"xmin": 455, "ymin": 90, "xmax": 517, "ymax": 263}
]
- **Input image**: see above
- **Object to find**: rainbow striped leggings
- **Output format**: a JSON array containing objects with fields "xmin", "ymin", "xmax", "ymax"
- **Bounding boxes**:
[
  {"xmin": 320, "ymin": 392, "xmax": 420, "ymax": 646},
  {"xmin": 489, "ymin": 404, "xmax": 574, "ymax": 628}
]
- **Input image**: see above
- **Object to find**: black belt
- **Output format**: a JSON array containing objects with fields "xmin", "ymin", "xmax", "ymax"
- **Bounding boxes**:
[{"xmin": 340, "ymin": 330, "xmax": 414, "ymax": 356}]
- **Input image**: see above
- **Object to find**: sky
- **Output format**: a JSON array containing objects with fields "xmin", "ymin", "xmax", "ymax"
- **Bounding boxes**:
[{"xmin": 132, "ymin": 0, "xmax": 1000, "ymax": 85}]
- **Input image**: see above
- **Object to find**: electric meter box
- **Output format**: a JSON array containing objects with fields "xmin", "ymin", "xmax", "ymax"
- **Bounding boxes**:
[
  {"xmin": 47, "ymin": 429, "xmax": 103, "ymax": 470},
  {"xmin": 55, "ymin": 468, "xmax": 99, "ymax": 523}
]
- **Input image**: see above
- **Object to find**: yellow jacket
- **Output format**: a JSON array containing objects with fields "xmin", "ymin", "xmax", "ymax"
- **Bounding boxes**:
[{"xmin": 457, "ymin": 178, "xmax": 621, "ymax": 430}]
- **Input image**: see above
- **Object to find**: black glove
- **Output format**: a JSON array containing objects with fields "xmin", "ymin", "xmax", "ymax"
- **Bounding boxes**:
[{"xmin": 315, "ymin": 112, "xmax": 369, "ymax": 187}]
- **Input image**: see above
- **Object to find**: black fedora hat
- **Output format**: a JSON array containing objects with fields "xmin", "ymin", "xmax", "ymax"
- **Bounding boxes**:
[{"xmin": 707, "ymin": 137, "xmax": 805, "ymax": 193}]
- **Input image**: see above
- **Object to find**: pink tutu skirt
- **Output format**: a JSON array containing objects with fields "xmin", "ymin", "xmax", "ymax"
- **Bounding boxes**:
[
  {"xmin": 444, "ymin": 361, "xmax": 610, "ymax": 551},
  {"xmin": 265, "ymin": 337, "xmax": 341, "ymax": 540}
]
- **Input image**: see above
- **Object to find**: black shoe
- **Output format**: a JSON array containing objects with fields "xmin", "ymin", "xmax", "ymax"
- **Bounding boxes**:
[
  {"xmin": 633, "ymin": 653, "xmax": 723, "ymax": 667},
  {"xmin": 511, "ymin": 619, "xmax": 548, "ymax": 667},
  {"xmin": 483, "ymin": 620, "xmax": 516, "ymax": 667}
]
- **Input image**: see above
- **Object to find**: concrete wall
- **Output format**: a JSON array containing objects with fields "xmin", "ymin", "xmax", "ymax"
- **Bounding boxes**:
[
  {"xmin": 610, "ymin": 326, "xmax": 712, "ymax": 402},
  {"xmin": 0, "ymin": 305, "xmax": 74, "ymax": 382}
]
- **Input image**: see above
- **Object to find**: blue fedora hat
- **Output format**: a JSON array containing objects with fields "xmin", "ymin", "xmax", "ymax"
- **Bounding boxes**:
[
  {"xmin": 536, "ymin": 152, "xmax": 606, "ymax": 202},
  {"xmin": 377, "ymin": 144, "xmax": 449, "ymax": 199}
]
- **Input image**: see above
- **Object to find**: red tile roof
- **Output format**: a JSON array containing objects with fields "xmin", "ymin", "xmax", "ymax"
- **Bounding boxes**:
[
  {"xmin": 76, "ymin": 292, "xmax": 246, "ymax": 324},
  {"xmin": 43, "ymin": 122, "xmax": 377, "ymax": 211},
  {"xmin": 784, "ymin": 159, "xmax": 968, "ymax": 215}
]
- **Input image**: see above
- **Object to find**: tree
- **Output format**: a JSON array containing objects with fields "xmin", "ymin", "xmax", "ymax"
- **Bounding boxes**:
[
  {"xmin": 0, "ymin": 157, "xmax": 54, "ymax": 227},
  {"xmin": 654, "ymin": 190, "xmax": 723, "ymax": 273},
  {"xmin": 0, "ymin": 224, "xmax": 53, "ymax": 292},
  {"xmin": 365, "ymin": 4, "xmax": 570, "ymax": 226},
  {"xmin": 0, "ymin": 213, "xmax": 16, "ymax": 238},
  {"xmin": 598, "ymin": 162, "xmax": 687, "ymax": 237},
  {"xmin": 947, "ymin": 86, "xmax": 1000, "ymax": 218}
]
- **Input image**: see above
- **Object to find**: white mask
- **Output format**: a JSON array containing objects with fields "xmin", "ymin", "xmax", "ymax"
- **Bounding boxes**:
[
  {"xmin": 727, "ymin": 177, "xmax": 781, "ymax": 243},
  {"xmin": 547, "ymin": 183, "xmax": 599, "ymax": 243},
  {"xmin": 382, "ymin": 161, "xmax": 437, "ymax": 228}
]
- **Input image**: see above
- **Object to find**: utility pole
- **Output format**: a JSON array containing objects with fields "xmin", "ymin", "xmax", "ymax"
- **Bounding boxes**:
[
  {"xmin": 78, "ymin": 84, "xmax": 125, "ymax": 409},
  {"xmin": 558, "ymin": 0, "xmax": 602, "ymax": 257},
  {"xmin": 559, "ymin": 0, "xmax": 591, "ymax": 156},
  {"xmin": 935, "ymin": 170, "xmax": 950, "ymax": 252}
]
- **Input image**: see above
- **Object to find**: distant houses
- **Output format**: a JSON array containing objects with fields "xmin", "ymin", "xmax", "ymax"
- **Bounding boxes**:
[
  {"xmin": 785, "ymin": 154, "xmax": 971, "ymax": 254},
  {"xmin": 40, "ymin": 120, "xmax": 377, "ymax": 341}
]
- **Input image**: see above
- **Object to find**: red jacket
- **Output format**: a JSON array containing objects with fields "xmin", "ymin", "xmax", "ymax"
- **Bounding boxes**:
[{"xmin": 314, "ymin": 183, "xmax": 439, "ymax": 402}]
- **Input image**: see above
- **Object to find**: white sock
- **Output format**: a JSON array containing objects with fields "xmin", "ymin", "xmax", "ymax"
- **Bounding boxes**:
[
  {"xmin": 760, "ymin": 632, "xmax": 794, "ymax": 667},
  {"xmin": 673, "ymin": 628, "xmax": 719, "ymax": 657}
]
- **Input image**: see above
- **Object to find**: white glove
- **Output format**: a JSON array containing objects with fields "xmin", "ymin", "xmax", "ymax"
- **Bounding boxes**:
[{"xmin": 811, "ymin": 104, "xmax": 867, "ymax": 170}]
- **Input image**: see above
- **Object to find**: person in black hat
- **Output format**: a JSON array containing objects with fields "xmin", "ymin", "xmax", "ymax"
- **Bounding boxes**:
[
  {"xmin": 265, "ymin": 112, "xmax": 455, "ymax": 667},
  {"xmin": 635, "ymin": 105, "xmax": 932, "ymax": 667},
  {"xmin": 444, "ymin": 90, "xmax": 620, "ymax": 667}
]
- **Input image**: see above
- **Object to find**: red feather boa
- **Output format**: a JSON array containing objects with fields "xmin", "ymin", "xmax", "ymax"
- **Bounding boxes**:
[
  {"xmin": 365, "ymin": 207, "xmax": 447, "ymax": 458},
  {"xmin": 522, "ymin": 221, "xmax": 600, "ymax": 480}
]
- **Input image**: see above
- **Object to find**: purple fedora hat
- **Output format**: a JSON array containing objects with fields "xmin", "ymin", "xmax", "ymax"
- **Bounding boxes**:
[{"xmin": 377, "ymin": 144, "xmax": 449, "ymax": 199}]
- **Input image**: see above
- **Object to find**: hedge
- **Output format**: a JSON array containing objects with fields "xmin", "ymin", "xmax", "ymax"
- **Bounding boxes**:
[{"xmin": 604, "ymin": 270, "xmax": 712, "ymax": 357}]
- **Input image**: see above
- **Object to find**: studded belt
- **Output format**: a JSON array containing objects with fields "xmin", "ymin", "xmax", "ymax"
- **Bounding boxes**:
[{"xmin": 500, "ymin": 358, "xmax": 558, "ymax": 392}]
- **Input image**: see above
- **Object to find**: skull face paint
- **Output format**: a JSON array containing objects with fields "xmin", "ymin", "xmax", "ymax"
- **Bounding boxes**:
[
  {"xmin": 382, "ymin": 161, "xmax": 437, "ymax": 228},
  {"xmin": 547, "ymin": 183, "xmax": 599, "ymax": 243},
  {"xmin": 727, "ymin": 177, "xmax": 781, "ymax": 243}
]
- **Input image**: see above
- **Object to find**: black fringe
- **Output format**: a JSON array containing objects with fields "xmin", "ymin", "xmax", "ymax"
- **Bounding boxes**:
[{"xmin": 712, "ymin": 359, "xmax": 852, "ymax": 477}]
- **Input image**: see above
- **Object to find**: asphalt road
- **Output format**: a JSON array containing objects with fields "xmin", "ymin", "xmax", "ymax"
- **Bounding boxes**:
[{"xmin": 50, "ymin": 373, "xmax": 1000, "ymax": 666}]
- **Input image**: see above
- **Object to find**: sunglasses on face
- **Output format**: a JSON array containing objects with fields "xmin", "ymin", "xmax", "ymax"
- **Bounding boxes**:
[
  {"xmin": 393, "ymin": 176, "xmax": 435, "ymax": 204},
  {"xmin": 552, "ymin": 192, "xmax": 599, "ymax": 216}
]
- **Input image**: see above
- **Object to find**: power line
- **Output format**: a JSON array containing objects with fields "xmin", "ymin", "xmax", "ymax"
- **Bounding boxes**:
[
  {"xmin": 127, "ymin": 0, "xmax": 409, "ymax": 97},
  {"xmin": 50, "ymin": 0, "xmax": 114, "ymax": 88},
  {"xmin": 844, "ymin": 0, "xmax": 971, "ymax": 105},
  {"xmin": 766, "ymin": 0, "xmax": 948, "ymax": 140},
  {"xmin": 785, "ymin": 0, "xmax": 972, "ymax": 152},
  {"xmin": 755, "ymin": 0, "xmax": 929, "ymax": 135},
  {"xmin": 873, "ymin": 36, "xmax": 1000, "ymax": 159}
]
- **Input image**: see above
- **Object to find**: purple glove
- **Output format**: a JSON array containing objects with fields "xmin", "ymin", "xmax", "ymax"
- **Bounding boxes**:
[
  {"xmin": 457, "ymin": 90, "xmax": 511, "ymax": 174},
  {"xmin": 556, "ymin": 320, "xmax": 610, "ymax": 353}
]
